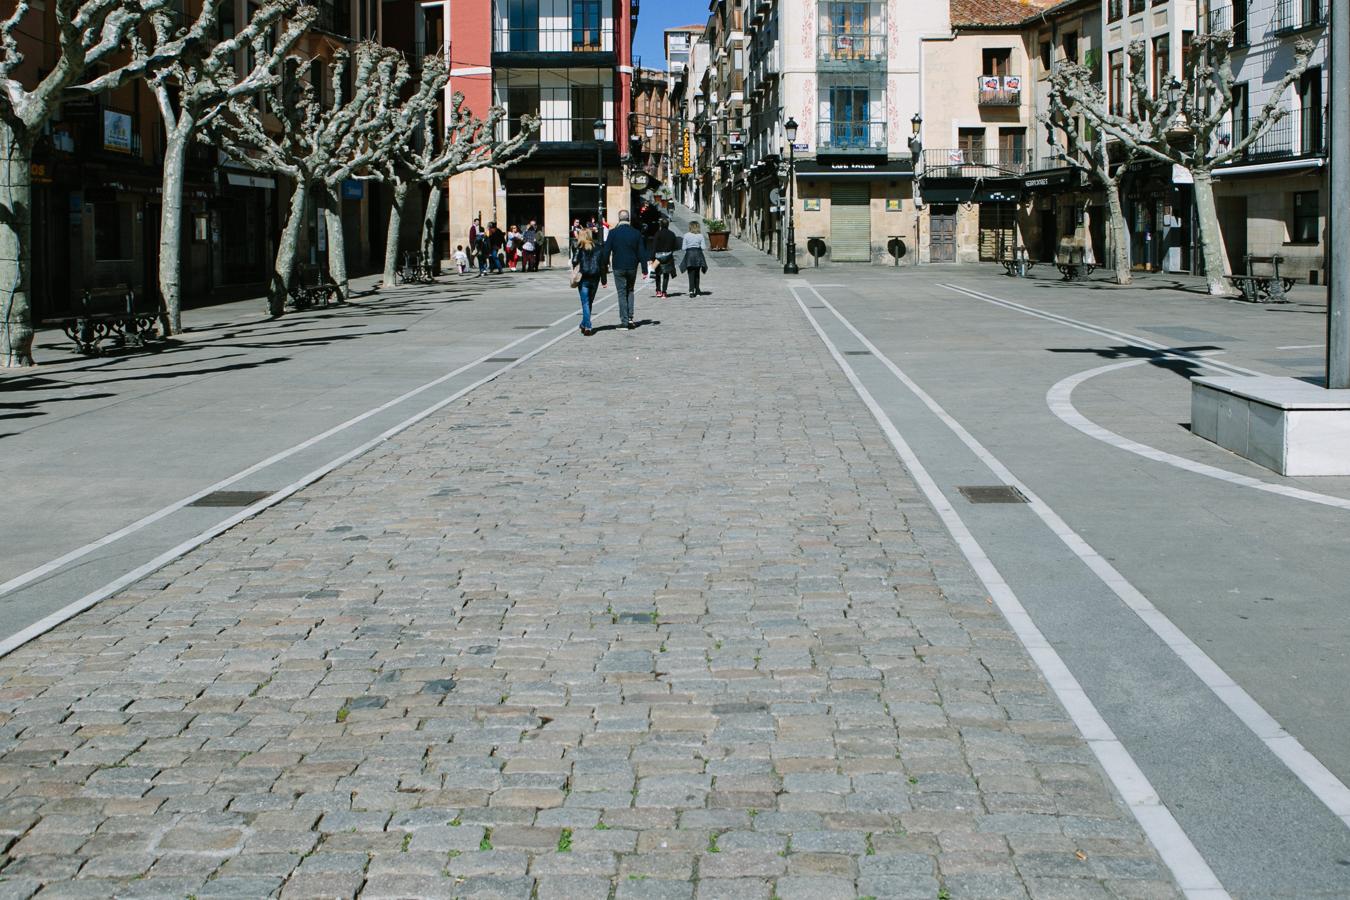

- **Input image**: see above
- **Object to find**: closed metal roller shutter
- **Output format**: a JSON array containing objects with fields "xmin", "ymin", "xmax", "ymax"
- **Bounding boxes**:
[{"xmin": 830, "ymin": 183, "xmax": 871, "ymax": 262}]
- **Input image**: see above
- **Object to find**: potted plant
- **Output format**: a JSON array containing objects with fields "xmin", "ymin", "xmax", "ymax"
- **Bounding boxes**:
[{"xmin": 704, "ymin": 218, "xmax": 730, "ymax": 251}]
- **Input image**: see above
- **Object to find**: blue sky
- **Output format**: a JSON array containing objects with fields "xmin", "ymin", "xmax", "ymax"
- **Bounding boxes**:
[{"xmin": 633, "ymin": 0, "xmax": 705, "ymax": 70}]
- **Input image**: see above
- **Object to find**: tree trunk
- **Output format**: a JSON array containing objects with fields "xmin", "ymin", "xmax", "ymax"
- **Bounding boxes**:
[
  {"xmin": 420, "ymin": 184, "xmax": 442, "ymax": 265},
  {"xmin": 271, "ymin": 179, "xmax": 309, "ymax": 316},
  {"xmin": 1191, "ymin": 169, "xmax": 1239, "ymax": 297},
  {"xmin": 1104, "ymin": 180, "xmax": 1133, "ymax": 286},
  {"xmin": 322, "ymin": 186, "xmax": 348, "ymax": 303},
  {"xmin": 158, "ymin": 124, "xmax": 193, "ymax": 335},
  {"xmin": 0, "ymin": 123, "xmax": 36, "ymax": 367},
  {"xmin": 0, "ymin": 124, "xmax": 35, "ymax": 367},
  {"xmin": 383, "ymin": 179, "xmax": 408, "ymax": 286}
]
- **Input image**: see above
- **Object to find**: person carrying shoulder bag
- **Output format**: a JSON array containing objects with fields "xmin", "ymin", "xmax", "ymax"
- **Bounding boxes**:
[
  {"xmin": 651, "ymin": 217, "xmax": 680, "ymax": 298},
  {"xmin": 571, "ymin": 228, "xmax": 607, "ymax": 336}
]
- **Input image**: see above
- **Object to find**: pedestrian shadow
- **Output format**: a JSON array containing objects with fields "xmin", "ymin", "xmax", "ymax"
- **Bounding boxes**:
[
  {"xmin": 1047, "ymin": 343, "xmax": 1222, "ymax": 380},
  {"xmin": 591, "ymin": 319, "xmax": 662, "ymax": 333}
]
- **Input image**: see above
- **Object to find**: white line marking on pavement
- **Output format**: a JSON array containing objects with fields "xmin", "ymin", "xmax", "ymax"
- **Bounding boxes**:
[
  {"xmin": 938, "ymin": 283, "xmax": 1266, "ymax": 378},
  {"xmin": 1277, "ymin": 344, "xmax": 1322, "ymax": 350},
  {"xmin": 790, "ymin": 285, "xmax": 1230, "ymax": 899},
  {"xmin": 1049, "ymin": 359, "xmax": 1350, "ymax": 513},
  {"xmin": 0, "ymin": 297, "xmax": 622, "ymax": 658},
  {"xmin": 0, "ymin": 303, "xmax": 597, "ymax": 603}
]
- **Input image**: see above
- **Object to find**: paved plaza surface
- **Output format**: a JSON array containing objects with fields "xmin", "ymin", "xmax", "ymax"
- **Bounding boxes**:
[
  {"xmin": 0, "ymin": 249, "xmax": 1185, "ymax": 898},
  {"xmin": 3, "ymin": 221, "xmax": 1350, "ymax": 898}
]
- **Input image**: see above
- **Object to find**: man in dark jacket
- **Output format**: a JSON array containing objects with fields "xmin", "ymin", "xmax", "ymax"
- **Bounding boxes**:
[{"xmin": 601, "ymin": 210, "xmax": 650, "ymax": 329}]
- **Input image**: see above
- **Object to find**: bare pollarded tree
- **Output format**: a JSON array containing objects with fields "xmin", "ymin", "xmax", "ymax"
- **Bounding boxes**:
[
  {"xmin": 1070, "ymin": 33, "xmax": 1315, "ymax": 297},
  {"xmin": 207, "ymin": 42, "xmax": 407, "ymax": 315},
  {"xmin": 1, "ymin": 0, "xmax": 186, "ymax": 366},
  {"xmin": 1043, "ymin": 65, "xmax": 1140, "ymax": 285},
  {"xmin": 145, "ymin": 0, "xmax": 316, "ymax": 334},
  {"xmin": 377, "ymin": 55, "xmax": 538, "ymax": 285}
]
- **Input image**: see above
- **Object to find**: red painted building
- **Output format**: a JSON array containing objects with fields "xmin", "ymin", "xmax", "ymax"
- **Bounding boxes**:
[{"xmin": 402, "ymin": 0, "xmax": 639, "ymax": 254}]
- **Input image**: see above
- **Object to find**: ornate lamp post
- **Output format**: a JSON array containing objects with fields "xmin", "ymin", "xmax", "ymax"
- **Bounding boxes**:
[
  {"xmin": 594, "ymin": 118, "xmax": 606, "ymax": 226},
  {"xmin": 783, "ymin": 116, "xmax": 799, "ymax": 275},
  {"xmin": 908, "ymin": 113, "xmax": 923, "ymax": 267}
]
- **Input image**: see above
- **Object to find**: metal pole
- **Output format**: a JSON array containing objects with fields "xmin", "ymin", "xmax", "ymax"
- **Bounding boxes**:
[
  {"xmin": 1330, "ymin": 0, "xmax": 1349, "ymax": 389},
  {"xmin": 784, "ymin": 142, "xmax": 799, "ymax": 274},
  {"xmin": 598, "ymin": 143, "xmax": 605, "ymax": 228}
]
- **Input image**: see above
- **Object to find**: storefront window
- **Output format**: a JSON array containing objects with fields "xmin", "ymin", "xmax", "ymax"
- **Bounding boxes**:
[{"xmin": 1291, "ymin": 191, "xmax": 1319, "ymax": 244}]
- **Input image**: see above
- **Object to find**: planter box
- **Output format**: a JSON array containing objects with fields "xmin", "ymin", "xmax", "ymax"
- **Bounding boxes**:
[{"xmin": 708, "ymin": 231, "xmax": 730, "ymax": 251}]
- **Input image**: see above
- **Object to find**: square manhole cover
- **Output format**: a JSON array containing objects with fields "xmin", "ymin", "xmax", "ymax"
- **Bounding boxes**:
[
  {"xmin": 957, "ymin": 485, "xmax": 1028, "ymax": 504},
  {"xmin": 189, "ymin": 490, "xmax": 274, "ymax": 507}
]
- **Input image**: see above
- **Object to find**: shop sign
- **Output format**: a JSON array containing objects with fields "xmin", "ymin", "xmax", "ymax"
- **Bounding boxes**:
[
  {"xmin": 341, "ymin": 178, "xmax": 364, "ymax": 200},
  {"xmin": 102, "ymin": 110, "xmax": 132, "ymax": 153},
  {"xmin": 29, "ymin": 162, "xmax": 51, "ymax": 184}
]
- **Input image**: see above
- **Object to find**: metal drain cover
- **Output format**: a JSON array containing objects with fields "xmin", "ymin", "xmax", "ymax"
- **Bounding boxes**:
[
  {"xmin": 190, "ymin": 490, "xmax": 274, "ymax": 507},
  {"xmin": 843, "ymin": 350, "xmax": 871, "ymax": 356},
  {"xmin": 957, "ymin": 485, "xmax": 1027, "ymax": 504},
  {"xmin": 485, "ymin": 357, "xmax": 519, "ymax": 363}
]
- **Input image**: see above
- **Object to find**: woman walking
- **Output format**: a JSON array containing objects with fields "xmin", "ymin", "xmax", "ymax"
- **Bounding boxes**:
[
  {"xmin": 571, "ymin": 227, "xmax": 607, "ymax": 336},
  {"xmin": 680, "ymin": 221, "xmax": 709, "ymax": 297},
  {"xmin": 652, "ymin": 217, "xmax": 680, "ymax": 298}
]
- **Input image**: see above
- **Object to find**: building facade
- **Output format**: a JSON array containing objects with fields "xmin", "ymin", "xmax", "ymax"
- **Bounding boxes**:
[
  {"xmin": 439, "ymin": 0, "xmax": 638, "ymax": 253},
  {"xmin": 17, "ymin": 0, "xmax": 389, "ymax": 319},
  {"xmin": 1208, "ymin": 0, "xmax": 1328, "ymax": 283}
]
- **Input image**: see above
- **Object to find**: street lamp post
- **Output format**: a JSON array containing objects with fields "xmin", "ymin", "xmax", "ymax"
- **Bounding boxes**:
[
  {"xmin": 1330, "ymin": 0, "xmax": 1349, "ymax": 388},
  {"xmin": 908, "ymin": 113, "xmax": 923, "ymax": 267},
  {"xmin": 594, "ymin": 118, "xmax": 606, "ymax": 228},
  {"xmin": 783, "ymin": 117, "xmax": 799, "ymax": 275}
]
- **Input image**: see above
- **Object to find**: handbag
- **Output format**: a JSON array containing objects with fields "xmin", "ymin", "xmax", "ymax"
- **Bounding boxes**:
[{"xmin": 569, "ymin": 264, "xmax": 583, "ymax": 288}]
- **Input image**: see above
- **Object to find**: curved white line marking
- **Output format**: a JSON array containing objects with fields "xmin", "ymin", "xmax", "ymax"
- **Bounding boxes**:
[
  {"xmin": 1048, "ymin": 360, "xmax": 1350, "ymax": 513},
  {"xmin": 806, "ymin": 283, "xmax": 1350, "ymax": 835},
  {"xmin": 791, "ymin": 286, "xmax": 1229, "ymax": 899}
]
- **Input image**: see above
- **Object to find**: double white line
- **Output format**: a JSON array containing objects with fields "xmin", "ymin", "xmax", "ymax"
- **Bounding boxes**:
[{"xmin": 0, "ymin": 295, "xmax": 621, "ymax": 657}]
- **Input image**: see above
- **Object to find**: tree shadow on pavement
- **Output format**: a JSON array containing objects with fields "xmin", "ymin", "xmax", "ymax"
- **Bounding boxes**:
[{"xmin": 1047, "ymin": 343, "xmax": 1221, "ymax": 380}]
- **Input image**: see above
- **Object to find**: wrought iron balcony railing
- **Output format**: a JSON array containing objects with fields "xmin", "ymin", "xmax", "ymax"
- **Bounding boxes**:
[
  {"xmin": 1273, "ymin": 0, "xmax": 1324, "ymax": 34},
  {"xmin": 977, "ymin": 87, "xmax": 1021, "ymax": 107},
  {"xmin": 1225, "ymin": 107, "xmax": 1326, "ymax": 161},
  {"xmin": 923, "ymin": 148, "xmax": 1034, "ymax": 178},
  {"xmin": 816, "ymin": 33, "xmax": 887, "ymax": 68},
  {"xmin": 816, "ymin": 120, "xmax": 886, "ymax": 154}
]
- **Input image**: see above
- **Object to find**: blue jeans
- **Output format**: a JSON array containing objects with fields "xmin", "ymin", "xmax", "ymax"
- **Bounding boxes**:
[
  {"xmin": 480, "ymin": 251, "xmax": 502, "ymax": 274},
  {"xmin": 578, "ymin": 278, "xmax": 598, "ymax": 330},
  {"xmin": 614, "ymin": 270, "xmax": 637, "ymax": 324}
]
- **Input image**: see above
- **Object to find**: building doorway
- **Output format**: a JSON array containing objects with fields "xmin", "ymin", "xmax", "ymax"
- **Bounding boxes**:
[
  {"xmin": 1039, "ymin": 209, "xmax": 1057, "ymax": 262},
  {"xmin": 506, "ymin": 178, "xmax": 545, "ymax": 232},
  {"xmin": 930, "ymin": 204, "xmax": 957, "ymax": 262}
]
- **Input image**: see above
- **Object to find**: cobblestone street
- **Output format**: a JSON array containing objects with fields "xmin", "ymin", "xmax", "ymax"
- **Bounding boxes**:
[{"xmin": 0, "ymin": 262, "xmax": 1178, "ymax": 899}]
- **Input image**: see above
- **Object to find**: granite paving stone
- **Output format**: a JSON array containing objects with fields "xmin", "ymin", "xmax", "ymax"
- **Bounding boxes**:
[{"xmin": 0, "ymin": 255, "xmax": 1178, "ymax": 898}]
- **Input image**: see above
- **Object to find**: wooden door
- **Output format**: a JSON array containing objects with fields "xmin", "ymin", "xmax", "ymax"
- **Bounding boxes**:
[{"xmin": 930, "ymin": 205, "xmax": 957, "ymax": 262}]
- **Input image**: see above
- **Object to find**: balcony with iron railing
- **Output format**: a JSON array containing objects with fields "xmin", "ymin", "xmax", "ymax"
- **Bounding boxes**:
[
  {"xmin": 1206, "ymin": 4, "xmax": 1249, "ymax": 45},
  {"xmin": 816, "ymin": 120, "xmax": 886, "ymax": 155},
  {"xmin": 1223, "ymin": 107, "xmax": 1326, "ymax": 162},
  {"xmin": 977, "ymin": 85, "xmax": 1022, "ymax": 107},
  {"xmin": 923, "ymin": 147, "xmax": 1034, "ymax": 178},
  {"xmin": 1273, "ymin": 0, "xmax": 1324, "ymax": 35},
  {"xmin": 816, "ymin": 33, "xmax": 887, "ymax": 71}
]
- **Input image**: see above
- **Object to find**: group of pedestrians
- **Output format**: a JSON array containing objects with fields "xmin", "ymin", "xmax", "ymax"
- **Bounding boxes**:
[
  {"xmin": 463, "ymin": 219, "xmax": 543, "ymax": 276},
  {"xmin": 569, "ymin": 210, "xmax": 710, "ymax": 336}
]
